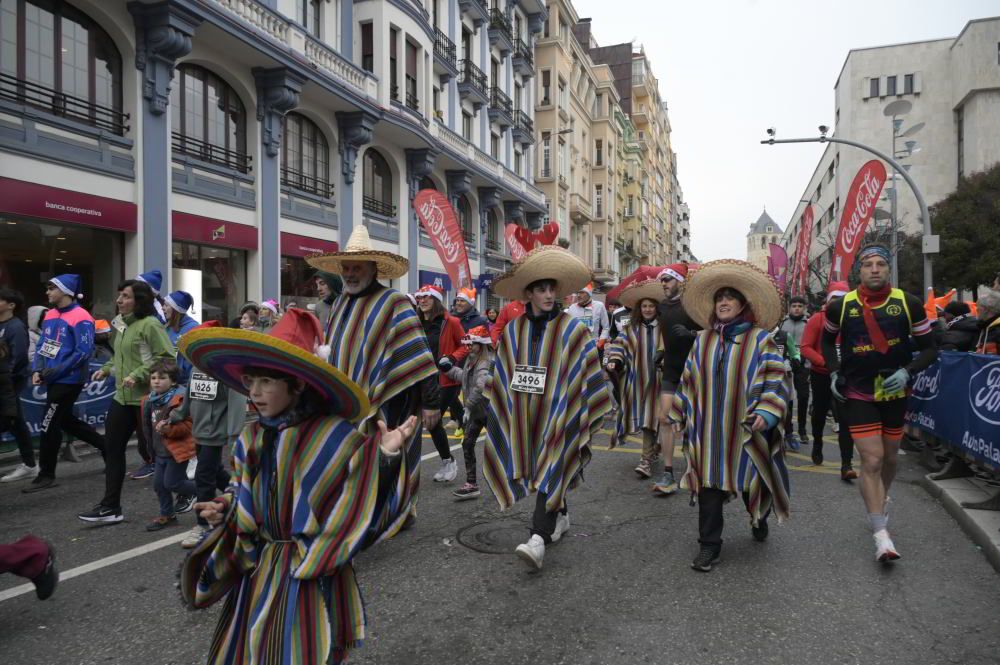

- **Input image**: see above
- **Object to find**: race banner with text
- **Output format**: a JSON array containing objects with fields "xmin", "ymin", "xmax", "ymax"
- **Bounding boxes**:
[
  {"xmin": 414, "ymin": 189, "xmax": 472, "ymax": 288},
  {"xmin": 792, "ymin": 205, "xmax": 814, "ymax": 295},
  {"xmin": 829, "ymin": 160, "xmax": 887, "ymax": 282},
  {"xmin": 504, "ymin": 223, "xmax": 528, "ymax": 262},
  {"xmin": 906, "ymin": 351, "xmax": 1000, "ymax": 471}
]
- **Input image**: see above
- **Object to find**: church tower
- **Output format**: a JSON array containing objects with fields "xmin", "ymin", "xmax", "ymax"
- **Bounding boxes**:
[{"xmin": 745, "ymin": 209, "xmax": 783, "ymax": 272}]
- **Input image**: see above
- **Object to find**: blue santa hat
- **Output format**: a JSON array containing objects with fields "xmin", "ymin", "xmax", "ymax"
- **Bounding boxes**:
[
  {"xmin": 164, "ymin": 290, "xmax": 194, "ymax": 314},
  {"xmin": 49, "ymin": 274, "xmax": 83, "ymax": 300},
  {"xmin": 136, "ymin": 269, "xmax": 163, "ymax": 294}
]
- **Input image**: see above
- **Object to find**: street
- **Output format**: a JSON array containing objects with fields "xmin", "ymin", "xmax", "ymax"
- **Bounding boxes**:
[{"xmin": 1, "ymin": 427, "xmax": 998, "ymax": 665}]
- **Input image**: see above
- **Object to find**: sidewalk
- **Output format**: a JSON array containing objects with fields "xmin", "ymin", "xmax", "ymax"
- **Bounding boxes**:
[{"xmin": 920, "ymin": 474, "xmax": 1000, "ymax": 574}]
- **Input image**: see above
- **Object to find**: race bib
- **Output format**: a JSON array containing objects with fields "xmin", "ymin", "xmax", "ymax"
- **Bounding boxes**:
[
  {"xmin": 510, "ymin": 364, "xmax": 547, "ymax": 394},
  {"xmin": 38, "ymin": 339, "xmax": 62, "ymax": 359},
  {"xmin": 189, "ymin": 372, "xmax": 219, "ymax": 401}
]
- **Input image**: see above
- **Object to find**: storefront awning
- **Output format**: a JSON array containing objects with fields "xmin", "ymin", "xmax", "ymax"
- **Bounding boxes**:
[
  {"xmin": 280, "ymin": 232, "xmax": 338, "ymax": 258},
  {"xmin": 172, "ymin": 211, "xmax": 257, "ymax": 250},
  {"xmin": 0, "ymin": 176, "xmax": 137, "ymax": 232}
]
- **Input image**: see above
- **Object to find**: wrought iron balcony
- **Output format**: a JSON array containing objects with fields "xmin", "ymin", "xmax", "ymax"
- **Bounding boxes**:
[
  {"xmin": 488, "ymin": 86, "xmax": 513, "ymax": 128},
  {"xmin": 172, "ymin": 132, "xmax": 252, "ymax": 173},
  {"xmin": 363, "ymin": 195, "xmax": 397, "ymax": 217},
  {"xmin": 457, "ymin": 59, "xmax": 489, "ymax": 108},
  {"xmin": 512, "ymin": 38, "xmax": 534, "ymax": 77},
  {"xmin": 434, "ymin": 28, "xmax": 458, "ymax": 71},
  {"xmin": 0, "ymin": 72, "xmax": 129, "ymax": 135},
  {"xmin": 485, "ymin": 236, "xmax": 501, "ymax": 252},
  {"xmin": 405, "ymin": 91, "xmax": 420, "ymax": 112},
  {"xmin": 511, "ymin": 109, "xmax": 534, "ymax": 146},
  {"xmin": 281, "ymin": 166, "xmax": 334, "ymax": 199},
  {"xmin": 487, "ymin": 8, "xmax": 514, "ymax": 55}
]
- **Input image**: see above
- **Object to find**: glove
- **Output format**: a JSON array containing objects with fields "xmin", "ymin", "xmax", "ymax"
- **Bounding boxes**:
[
  {"xmin": 882, "ymin": 368, "xmax": 910, "ymax": 393},
  {"xmin": 671, "ymin": 324, "xmax": 695, "ymax": 340},
  {"xmin": 831, "ymin": 371, "xmax": 846, "ymax": 402},
  {"xmin": 437, "ymin": 356, "xmax": 454, "ymax": 371},
  {"xmin": 653, "ymin": 350, "xmax": 665, "ymax": 369}
]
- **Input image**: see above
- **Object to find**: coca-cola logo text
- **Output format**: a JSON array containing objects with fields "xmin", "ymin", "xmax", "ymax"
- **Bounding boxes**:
[
  {"xmin": 839, "ymin": 167, "xmax": 884, "ymax": 254},
  {"xmin": 417, "ymin": 197, "xmax": 463, "ymax": 263}
]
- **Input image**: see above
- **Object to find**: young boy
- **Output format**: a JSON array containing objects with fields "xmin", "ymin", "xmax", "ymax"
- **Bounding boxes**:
[
  {"xmin": 445, "ymin": 325, "xmax": 495, "ymax": 500},
  {"xmin": 141, "ymin": 359, "xmax": 197, "ymax": 532}
]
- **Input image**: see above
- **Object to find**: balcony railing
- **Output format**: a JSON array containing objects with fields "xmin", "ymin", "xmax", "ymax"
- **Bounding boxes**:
[
  {"xmin": 490, "ymin": 86, "xmax": 512, "ymax": 116},
  {"xmin": 172, "ymin": 132, "xmax": 252, "ymax": 173},
  {"xmin": 540, "ymin": 167, "xmax": 552, "ymax": 178},
  {"xmin": 514, "ymin": 110, "xmax": 533, "ymax": 134},
  {"xmin": 434, "ymin": 28, "xmax": 457, "ymax": 67},
  {"xmin": 281, "ymin": 166, "xmax": 334, "ymax": 199},
  {"xmin": 457, "ymin": 59, "xmax": 488, "ymax": 96},
  {"xmin": 463, "ymin": 227, "xmax": 476, "ymax": 245},
  {"xmin": 363, "ymin": 196, "xmax": 397, "ymax": 217},
  {"xmin": 485, "ymin": 236, "xmax": 501, "ymax": 251},
  {"xmin": 488, "ymin": 8, "xmax": 512, "ymax": 43},
  {"xmin": 405, "ymin": 91, "xmax": 419, "ymax": 112},
  {"xmin": 0, "ymin": 72, "xmax": 129, "ymax": 135},
  {"xmin": 515, "ymin": 39, "xmax": 533, "ymax": 67}
]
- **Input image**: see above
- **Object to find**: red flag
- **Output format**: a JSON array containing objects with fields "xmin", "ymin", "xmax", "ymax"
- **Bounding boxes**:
[
  {"xmin": 767, "ymin": 243, "xmax": 788, "ymax": 293},
  {"xmin": 791, "ymin": 205, "xmax": 815, "ymax": 295},
  {"xmin": 829, "ymin": 160, "xmax": 887, "ymax": 282},
  {"xmin": 414, "ymin": 189, "xmax": 472, "ymax": 288}
]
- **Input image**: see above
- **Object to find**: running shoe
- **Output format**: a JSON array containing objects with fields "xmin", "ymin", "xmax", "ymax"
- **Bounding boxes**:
[
  {"xmin": 452, "ymin": 483, "xmax": 481, "ymax": 500},
  {"xmin": 174, "ymin": 494, "xmax": 196, "ymax": 514},
  {"xmin": 841, "ymin": 467, "xmax": 859, "ymax": 481},
  {"xmin": 785, "ymin": 433, "xmax": 801, "ymax": 451},
  {"xmin": 691, "ymin": 547, "xmax": 721, "ymax": 572},
  {"xmin": 652, "ymin": 471, "xmax": 678, "ymax": 495},
  {"xmin": 515, "ymin": 535, "xmax": 545, "ymax": 570},
  {"xmin": 433, "ymin": 458, "xmax": 458, "ymax": 482},
  {"xmin": 21, "ymin": 476, "xmax": 57, "ymax": 494},
  {"xmin": 453, "ymin": 427, "xmax": 465, "ymax": 439},
  {"xmin": 181, "ymin": 525, "xmax": 209, "ymax": 549},
  {"xmin": 128, "ymin": 462, "xmax": 155, "ymax": 480},
  {"xmin": 552, "ymin": 512, "xmax": 570, "ymax": 542},
  {"xmin": 874, "ymin": 530, "xmax": 901, "ymax": 562},
  {"xmin": 31, "ymin": 543, "xmax": 59, "ymax": 600},
  {"xmin": 145, "ymin": 515, "xmax": 178, "ymax": 532},
  {"xmin": 77, "ymin": 504, "xmax": 124, "ymax": 524},
  {"xmin": 1, "ymin": 463, "xmax": 39, "ymax": 483},
  {"xmin": 634, "ymin": 459, "xmax": 652, "ymax": 478}
]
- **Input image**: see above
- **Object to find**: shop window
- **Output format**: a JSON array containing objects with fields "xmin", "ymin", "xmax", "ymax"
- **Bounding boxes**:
[
  {"xmin": 172, "ymin": 241, "xmax": 247, "ymax": 326},
  {"xmin": 281, "ymin": 255, "xmax": 319, "ymax": 309},
  {"xmin": 362, "ymin": 148, "xmax": 396, "ymax": 216},
  {"xmin": 0, "ymin": 0, "xmax": 125, "ymax": 134},
  {"xmin": 282, "ymin": 112, "xmax": 332, "ymax": 198},
  {"xmin": 170, "ymin": 64, "xmax": 250, "ymax": 173}
]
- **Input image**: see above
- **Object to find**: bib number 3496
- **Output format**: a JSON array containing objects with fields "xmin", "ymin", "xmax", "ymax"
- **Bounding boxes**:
[{"xmin": 510, "ymin": 365, "xmax": 547, "ymax": 395}]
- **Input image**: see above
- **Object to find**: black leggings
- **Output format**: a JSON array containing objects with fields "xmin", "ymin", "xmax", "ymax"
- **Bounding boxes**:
[
  {"xmin": 0, "ymin": 377, "xmax": 35, "ymax": 467},
  {"xmin": 194, "ymin": 444, "xmax": 231, "ymax": 527},
  {"xmin": 429, "ymin": 385, "xmax": 460, "ymax": 460},
  {"xmin": 38, "ymin": 382, "xmax": 106, "ymax": 479},
  {"xmin": 100, "ymin": 401, "xmax": 140, "ymax": 510},
  {"xmin": 810, "ymin": 371, "xmax": 855, "ymax": 468},
  {"xmin": 461, "ymin": 411, "xmax": 486, "ymax": 484},
  {"xmin": 530, "ymin": 490, "xmax": 567, "ymax": 544},
  {"xmin": 698, "ymin": 487, "xmax": 769, "ymax": 550}
]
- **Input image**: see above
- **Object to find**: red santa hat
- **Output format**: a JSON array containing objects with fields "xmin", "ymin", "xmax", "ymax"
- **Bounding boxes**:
[
  {"xmin": 657, "ymin": 263, "xmax": 688, "ymax": 283},
  {"xmin": 415, "ymin": 284, "xmax": 445, "ymax": 303}
]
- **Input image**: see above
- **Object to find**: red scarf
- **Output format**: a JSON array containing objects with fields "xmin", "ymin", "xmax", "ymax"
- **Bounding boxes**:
[{"xmin": 858, "ymin": 283, "xmax": 892, "ymax": 354}]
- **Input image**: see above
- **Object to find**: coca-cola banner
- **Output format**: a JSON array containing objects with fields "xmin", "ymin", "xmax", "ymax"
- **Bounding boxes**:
[
  {"xmin": 829, "ymin": 160, "xmax": 887, "ymax": 281},
  {"xmin": 504, "ymin": 223, "xmax": 528, "ymax": 262},
  {"xmin": 414, "ymin": 189, "xmax": 472, "ymax": 289},
  {"xmin": 767, "ymin": 243, "xmax": 788, "ymax": 293},
  {"xmin": 792, "ymin": 205, "xmax": 815, "ymax": 295}
]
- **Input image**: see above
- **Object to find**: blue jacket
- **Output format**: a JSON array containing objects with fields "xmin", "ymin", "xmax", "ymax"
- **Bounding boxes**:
[
  {"xmin": 167, "ymin": 314, "xmax": 199, "ymax": 385},
  {"xmin": 0, "ymin": 316, "xmax": 30, "ymax": 381},
  {"xmin": 456, "ymin": 307, "xmax": 489, "ymax": 332},
  {"xmin": 31, "ymin": 303, "xmax": 95, "ymax": 385}
]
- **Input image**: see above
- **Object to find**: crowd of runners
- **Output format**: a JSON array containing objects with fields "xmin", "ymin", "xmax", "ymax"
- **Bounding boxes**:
[{"xmin": 5, "ymin": 224, "xmax": 1000, "ymax": 664}]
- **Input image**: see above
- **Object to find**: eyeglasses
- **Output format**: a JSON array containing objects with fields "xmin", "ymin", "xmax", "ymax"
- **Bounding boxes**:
[{"xmin": 240, "ymin": 375, "xmax": 285, "ymax": 392}]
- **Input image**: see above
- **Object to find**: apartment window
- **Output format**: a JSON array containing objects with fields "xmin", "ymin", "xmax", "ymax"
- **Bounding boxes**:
[
  {"xmin": 626, "ymin": 194, "xmax": 634, "ymax": 215},
  {"xmin": 296, "ymin": 0, "xmax": 320, "ymax": 37},
  {"xmin": 490, "ymin": 132, "xmax": 499, "ymax": 158},
  {"xmin": 491, "ymin": 57, "xmax": 499, "ymax": 88},
  {"xmin": 826, "ymin": 162, "xmax": 834, "ymax": 183},
  {"xmin": 362, "ymin": 148, "xmax": 395, "ymax": 216},
  {"xmin": 389, "ymin": 28, "xmax": 399, "ymax": 101},
  {"xmin": 514, "ymin": 82, "xmax": 522, "ymax": 112},
  {"xmin": 171, "ymin": 64, "xmax": 249, "ymax": 172},
  {"xmin": 595, "ymin": 235, "xmax": 603, "ymax": 269},
  {"xmin": 462, "ymin": 28, "xmax": 472, "ymax": 61},
  {"xmin": 886, "ymin": 75, "xmax": 897, "ymax": 96},
  {"xmin": 431, "ymin": 0, "xmax": 439, "ymax": 29},
  {"xmin": 558, "ymin": 137, "xmax": 566, "ymax": 176},
  {"xmin": 405, "ymin": 40, "xmax": 418, "ymax": 111},
  {"xmin": 558, "ymin": 77, "xmax": 567, "ymax": 109},
  {"xmin": 360, "ymin": 23, "xmax": 374, "ymax": 72},
  {"xmin": 282, "ymin": 112, "xmax": 331, "ymax": 197},
  {"xmin": 457, "ymin": 194, "xmax": 474, "ymax": 244},
  {"xmin": 595, "ymin": 184, "xmax": 603, "ymax": 218},
  {"xmin": 543, "ymin": 14, "xmax": 550, "ymax": 37},
  {"xmin": 541, "ymin": 131, "xmax": 551, "ymax": 176},
  {"xmin": 514, "ymin": 150, "xmax": 522, "ymax": 175},
  {"xmin": 541, "ymin": 70, "xmax": 551, "ymax": 105},
  {"xmin": 462, "ymin": 111, "xmax": 473, "ymax": 141},
  {"xmin": 432, "ymin": 87, "xmax": 441, "ymax": 116},
  {"xmin": 595, "ymin": 139, "xmax": 603, "ymax": 166},
  {"xmin": 904, "ymin": 74, "xmax": 914, "ymax": 94},
  {"xmin": 869, "ymin": 77, "xmax": 879, "ymax": 98}
]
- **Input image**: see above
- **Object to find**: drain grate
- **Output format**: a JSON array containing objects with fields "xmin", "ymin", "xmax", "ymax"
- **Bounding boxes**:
[{"xmin": 456, "ymin": 519, "xmax": 529, "ymax": 554}]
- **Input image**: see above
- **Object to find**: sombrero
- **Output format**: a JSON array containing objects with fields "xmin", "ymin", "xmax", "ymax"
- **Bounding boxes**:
[
  {"xmin": 680, "ymin": 259, "xmax": 783, "ymax": 330},
  {"xmin": 619, "ymin": 278, "xmax": 663, "ymax": 310},
  {"xmin": 178, "ymin": 308, "xmax": 369, "ymax": 422},
  {"xmin": 306, "ymin": 225, "xmax": 408, "ymax": 280},
  {"xmin": 492, "ymin": 245, "xmax": 592, "ymax": 300}
]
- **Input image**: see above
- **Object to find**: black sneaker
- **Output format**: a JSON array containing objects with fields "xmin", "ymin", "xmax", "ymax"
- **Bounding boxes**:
[
  {"xmin": 691, "ymin": 547, "xmax": 721, "ymax": 572},
  {"xmin": 752, "ymin": 520, "xmax": 769, "ymax": 542},
  {"xmin": 811, "ymin": 442, "xmax": 824, "ymax": 466},
  {"xmin": 31, "ymin": 543, "xmax": 59, "ymax": 600},
  {"xmin": 174, "ymin": 494, "xmax": 196, "ymax": 514},
  {"xmin": 22, "ymin": 476, "xmax": 58, "ymax": 494},
  {"xmin": 77, "ymin": 504, "xmax": 124, "ymax": 524}
]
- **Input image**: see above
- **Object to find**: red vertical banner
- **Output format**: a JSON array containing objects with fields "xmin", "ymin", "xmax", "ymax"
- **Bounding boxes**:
[
  {"xmin": 792, "ymin": 205, "xmax": 815, "ymax": 295},
  {"xmin": 829, "ymin": 160, "xmax": 887, "ymax": 281},
  {"xmin": 414, "ymin": 189, "xmax": 473, "ymax": 288},
  {"xmin": 504, "ymin": 224, "xmax": 527, "ymax": 261},
  {"xmin": 767, "ymin": 243, "xmax": 788, "ymax": 293}
]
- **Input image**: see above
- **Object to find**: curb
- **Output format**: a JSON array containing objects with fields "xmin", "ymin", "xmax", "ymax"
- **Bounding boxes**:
[{"xmin": 919, "ymin": 474, "xmax": 1000, "ymax": 574}]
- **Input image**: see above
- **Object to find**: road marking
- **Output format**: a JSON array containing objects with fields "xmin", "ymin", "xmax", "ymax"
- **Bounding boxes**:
[
  {"xmin": 591, "ymin": 444, "xmax": 843, "ymax": 475},
  {"xmin": 0, "ymin": 443, "xmax": 463, "ymax": 604}
]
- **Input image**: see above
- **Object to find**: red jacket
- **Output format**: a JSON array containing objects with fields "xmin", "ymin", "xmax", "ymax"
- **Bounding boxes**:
[
  {"xmin": 490, "ymin": 301, "xmax": 525, "ymax": 346},
  {"xmin": 431, "ymin": 313, "xmax": 469, "ymax": 387},
  {"xmin": 800, "ymin": 307, "xmax": 833, "ymax": 374}
]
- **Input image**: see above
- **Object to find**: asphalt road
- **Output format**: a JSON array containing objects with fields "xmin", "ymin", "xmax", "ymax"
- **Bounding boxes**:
[{"xmin": 1, "ymin": 426, "xmax": 998, "ymax": 665}]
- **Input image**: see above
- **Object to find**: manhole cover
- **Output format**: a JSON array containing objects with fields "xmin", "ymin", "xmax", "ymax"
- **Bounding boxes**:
[{"xmin": 456, "ymin": 519, "xmax": 529, "ymax": 554}]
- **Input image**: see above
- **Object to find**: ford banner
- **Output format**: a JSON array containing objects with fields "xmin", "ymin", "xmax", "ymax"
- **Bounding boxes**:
[{"xmin": 906, "ymin": 351, "xmax": 1000, "ymax": 471}]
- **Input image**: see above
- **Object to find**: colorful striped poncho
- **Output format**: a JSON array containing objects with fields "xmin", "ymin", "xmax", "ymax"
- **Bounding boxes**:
[
  {"xmin": 324, "ymin": 285, "xmax": 437, "ymax": 541},
  {"xmin": 189, "ymin": 417, "xmax": 380, "ymax": 665},
  {"xmin": 484, "ymin": 310, "xmax": 612, "ymax": 513},
  {"xmin": 668, "ymin": 325, "xmax": 790, "ymax": 524},
  {"xmin": 607, "ymin": 319, "xmax": 662, "ymax": 447}
]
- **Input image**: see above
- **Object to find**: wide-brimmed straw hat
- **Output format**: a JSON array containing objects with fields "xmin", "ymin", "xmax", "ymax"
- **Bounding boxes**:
[
  {"xmin": 681, "ymin": 259, "xmax": 783, "ymax": 330},
  {"xmin": 492, "ymin": 245, "xmax": 592, "ymax": 300},
  {"xmin": 306, "ymin": 225, "xmax": 408, "ymax": 280},
  {"xmin": 619, "ymin": 279, "xmax": 663, "ymax": 310},
  {"xmin": 178, "ymin": 308, "xmax": 370, "ymax": 422}
]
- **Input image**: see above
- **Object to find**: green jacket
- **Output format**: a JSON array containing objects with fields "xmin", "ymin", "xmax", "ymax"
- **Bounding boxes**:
[{"xmin": 102, "ymin": 313, "xmax": 175, "ymax": 405}]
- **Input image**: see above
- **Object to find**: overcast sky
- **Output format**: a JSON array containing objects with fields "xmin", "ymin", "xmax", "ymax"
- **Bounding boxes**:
[{"xmin": 573, "ymin": 0, "xmax": 998, "ymax": 261}]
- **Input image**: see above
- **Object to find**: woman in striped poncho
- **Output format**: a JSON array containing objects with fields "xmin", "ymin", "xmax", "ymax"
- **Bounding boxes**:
[{"xmin": 666, "ymin": 260, "xmax": 790, "ymax": 573}]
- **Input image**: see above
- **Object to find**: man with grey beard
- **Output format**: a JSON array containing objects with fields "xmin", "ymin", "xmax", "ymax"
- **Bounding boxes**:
[{"xmin": 307, "ymin": 226, "xmax": 439, "ymax": 541}]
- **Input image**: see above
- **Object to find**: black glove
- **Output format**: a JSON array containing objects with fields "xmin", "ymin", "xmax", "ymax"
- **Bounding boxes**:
[
  {"xmin": 40, "ymin": 368, "xmax": 55, "ymax": 381},
  {"xmin": 671, "ymin": 324, "xmax": 695, "ymax": 340},
  {"xmin": 437, "ymin": 356, "xmax": 454, "ymax": 371},
  {"xmin": 653, "ymin": 350, "xmax": 665, "ymax": 369}
]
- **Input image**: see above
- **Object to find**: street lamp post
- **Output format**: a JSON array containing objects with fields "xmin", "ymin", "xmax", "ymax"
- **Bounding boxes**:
[{"xmin": 761, "ymin": 129, "xmax": 935, "ymax": 292}]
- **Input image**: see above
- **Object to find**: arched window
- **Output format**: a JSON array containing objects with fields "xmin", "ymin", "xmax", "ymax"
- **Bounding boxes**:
[
  {"xmin": 362, "ymin": 148, "xmax": 395, "ymax": 216},
  {"xmin": 0, "ymin": 0, "xmax": 124, "ymax": 133},
  {"xmin": 170, "ymin": 64, "xmax": 249, "ymax": 173},
  {"xmin": 457, "ymin": 195, "xmax": 474, "ymax": 244},
  {"xmin": 485, "ymin": 208, "xmax": 500, "ymax": 251},
  {"xmin": 282, "ymin": 112, "xmax": 331, "ymax": 198}
]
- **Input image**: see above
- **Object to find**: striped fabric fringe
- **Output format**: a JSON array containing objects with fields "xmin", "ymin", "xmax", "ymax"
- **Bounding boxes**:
[
  {"xmin": 193, "ymin": 416, "xmax": 380, "ymax": 664},
  {"xmin": 483, "ymin": 312, "xmax": 612, "ymax": 514},
  {"xmin": 607, "ymin": 320, "xmax": 662, "ymax": 447},
  {"xmin": 668, "ymin": 327, "xmax": 791, "ymax": 525},
  {"xmin": 324, "ymin": 287, "xmax": 437, "ymax": 543}
]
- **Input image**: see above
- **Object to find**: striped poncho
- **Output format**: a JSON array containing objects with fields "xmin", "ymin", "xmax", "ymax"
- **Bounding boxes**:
[
  {"xmin": 324, "ymin": 285, "xmax": 437, "ymax": 541},
  {"xmin": 668, "ymin": 324, "xmax": 790, "ymax": 524},
  {"xmin": 607, "ymin": 319, "xmax": 662, "ymax": 447},
  {"xmin": 484, "ymin": 309, "xmax": 612, "ymax": 513},
  {"xmin": 190, "ymin": 417, "xmax": 380, "ymax": 665}
]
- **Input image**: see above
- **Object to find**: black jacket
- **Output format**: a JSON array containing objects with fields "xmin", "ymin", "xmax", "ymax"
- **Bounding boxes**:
[
  {"xmin": 656, "ymin": 299, "xmax": 701, "ymax": 383},
  {"xmin": 939, "ymin": 315, "xmax": 980, "ymax": 352}
]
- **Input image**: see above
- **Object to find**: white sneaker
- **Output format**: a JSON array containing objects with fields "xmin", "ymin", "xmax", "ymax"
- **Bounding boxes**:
[
  {"xmin": 515, "ymin": 534, "xmax": 545, "ymax": 570},
  {"xmin": 552, "ymin": 512, "xmax": 570, "ymax": 542},
  {"xmin": 1, "ymin": 464, "xmax": 40, "ymax": 483},
  {"xmin": 873, "ymin": 530, "xmax": 901, "ymax": 563},
  {"xmin": 186, "ymin": 457, "xmax": 198, "ymax": 481},
  {"xmin": 433, "ymin": 458, "xmax": 458, "ymax": 482},
  {"xmin": 181, "ymin": 524, "xmax": 209, "ymax": 549}
]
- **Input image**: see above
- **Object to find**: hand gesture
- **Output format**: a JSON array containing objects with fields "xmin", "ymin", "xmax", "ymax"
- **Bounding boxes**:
[
  {"xmin": 378, "ymin": 416, "xmax": 418, "ymax": 454},
  {"xmin": 422, "ymin": 409, "xmax": 440, "ymax": 431},
  {"xmin": 193, "ymin": 499, "xmax": 227, "ymax": 527},
  {"xmin": 91, "ymin": 369, "xmax": 108, "ymax": 382},
  {"xmin": 750, "ymin": 415, "xmax": 767, "ymax": 432},
  {"xmin": 122, "ymin": 376, "xmax": 137, "ymax": 389}
]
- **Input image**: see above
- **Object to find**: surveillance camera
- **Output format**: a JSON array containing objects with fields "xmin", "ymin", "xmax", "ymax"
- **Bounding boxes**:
[
  {"xmin": 818, "ymin": 125, "xmax": 829, "ymax": 135},
  {"xmin": 766, "ymin": 127, "xmax": 776, "ymax": 137}
]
